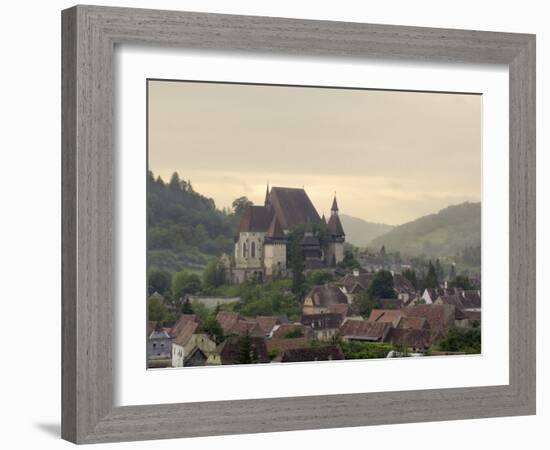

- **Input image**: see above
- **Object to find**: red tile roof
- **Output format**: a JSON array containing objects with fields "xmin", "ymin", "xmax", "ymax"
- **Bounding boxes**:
[
  {"xmin": 368, "ymin": 309, "xmax": 404, "ymax": 327},
  {"xmin": 255, "ymin": 316, "xmax": 279, "ymax": 335},
  {"xmin": 266, "ymin": 337, "xmax": 309, "ymax": 353},
  {"xmin": 340, "ymin": 320, "xmax": 392, "ymax": 341},
  {"xmin": 169, "ymin": 314, "xmax": 197, "ymax": 338},
  {"xmin": 216, "ymin": 311, "xmax": 241, "ymax": 334},
  {"xmin": 269, "ymin": 187, "xmax": 322, "ymax": 230}
]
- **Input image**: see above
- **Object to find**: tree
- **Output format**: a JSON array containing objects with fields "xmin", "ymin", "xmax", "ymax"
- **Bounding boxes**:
[
  {"xmin": 232, "ymin": 196, "xmax": 253, "ymax": 216},
  {"xmin": 172, "ymin": 270, "xmax": 202, "ymax": 300},
  {"xmin": 287, "ymin": 229, "xmax": 306, "ymax": 300},
  {"xmin": 402, "ymin": 268, "xmax": 418, "ymax": 290},
  {"xmin": 308, "ymin": 271, "xmax": 334, "ymax": 286},
  {"xmin": 203, "ymin": 258, "xmax": 226, "ymax": 289},
  {"xmin": 435, "ymin": 258, "xmax": 444, "ymax": 281},
  {"xmin": 380, "ymin": 245, "xmax": 386, "ymax": 257},
  {"xmin": 449, "ymin": 264, "xmax": 457, "ymax": 280},
  {"xmin": 366, "ymin": 270, "xmax": 396, "ymax": 299},
  {"xmin": 423, "ymin": 261, "xmax": 439, "ymax": 289},
  {"xmin": 181, "ymin": 297, "xmax": 194, "ymax": 314},
  {"xmin": 437, "ymin": 327, "xmax": 481, "ymax": 354},
  {"xmin": 202, "ymin": 316, "xmax": 225, "ymax": 344},
  {"xmin": 236, "ymin": 333, "xmax": 258, "ymax": 364},
  {"xmin": 168, "ymin": 172, "xmax": 182, "ymax": 191},
  {"xmin": 147, "ymin": 268, "xmax": 172, "ymax": 296},
  {"xmin": 147, "ymin": 295, "xmax": 168, "ymax": 323},
  {"xmin": 449, "ymin": 275, "xmax": 473, "ymax": 290},
  {"xmin": 352, "ymin": 292, "xmax": 381, "ymax": 318},
  {"xmin": 340, "ymin": 250, "xmax": 360, "ymax": 269},
  {"xmin": 285, "ymin": 329, "xmax": 305, "ymax": 338}
]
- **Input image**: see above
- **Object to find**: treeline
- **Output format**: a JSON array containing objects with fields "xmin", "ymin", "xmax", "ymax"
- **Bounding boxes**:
[{"xmin": 147, "ymin": 171, "xmax": 238, "ymax": 272}]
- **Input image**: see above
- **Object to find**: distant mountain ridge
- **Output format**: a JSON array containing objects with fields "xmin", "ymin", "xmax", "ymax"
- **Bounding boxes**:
[
  {"xmin": 340, "ymin": 214, "xmax": 394, "ymax": 247},
  {"xmin": 369, "ymin": 202, "xmax": 481, "ymax": 258}
]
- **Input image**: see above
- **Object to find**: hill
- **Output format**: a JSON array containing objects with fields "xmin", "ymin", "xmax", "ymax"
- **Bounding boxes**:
[
  {"xmin": 369, "ymin": 202, "xmax": 481, "ymax": 260},
  {"xmin": 340, "ymin": 214, "xmax": 394, "ymax": 248},
  {"xmin": 147, "ymin": 171, "xmax": 238, "ymax": 273}
]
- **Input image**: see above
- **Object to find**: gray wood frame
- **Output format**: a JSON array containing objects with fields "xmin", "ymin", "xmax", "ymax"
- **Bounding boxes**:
[{"xmin": 62, "ymin": 5, "xmax": 536, "ymax": 444}]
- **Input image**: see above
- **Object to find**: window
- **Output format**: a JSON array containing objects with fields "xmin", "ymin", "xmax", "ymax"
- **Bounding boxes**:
[
  {"xmin": 251, "ymin": 242, "xmax": 256, "ymax": 258},
  {"xmin": 243, "ymin": 242, "xmax": 248, "ymax": 257}
]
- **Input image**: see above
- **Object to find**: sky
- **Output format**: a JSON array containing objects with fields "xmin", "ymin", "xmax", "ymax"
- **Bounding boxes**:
[{"xmin": 148, "ymin": 80, "xmax": 481, "ymax": 226}]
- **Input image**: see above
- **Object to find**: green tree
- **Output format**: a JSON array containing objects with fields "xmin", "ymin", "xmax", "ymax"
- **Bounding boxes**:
[
  {"xmin": 232, "ymin": 196, "xmax": 253, "ymax": 216},
  {"xmin": 236, "ymin": 333, "xmax": 258, "ymax": 364},
  {"xmin": 285, "ymin": 329, "xmax": 305, "ymax": 338},
  {"xmin": 352, "ymin": 292, "xmax": 381, "ymax": 318},
  {"xmin": 308, "ymin": 271, "xmax": 334, "ymax": 286},
  {"xmin": 423, "ymin": 261, "xmax": 439, "ymax": 289},
  {"xmin": 172, "ymin": 270, "xmax": 202, "ymax": 300},
  {"xmin": 181, "ymin": 297, "xmax": 194, "ymax": 314},
  {"xmin": 147, "ymin": 267, "xmax": 172, "ymax": 296},
  {"xmin": 340, "ymin": 341, "xmax": 393, "ymax": 359},
  {"xmin": 366, "ymin": 270, "xmax": 396, "ymax": 299},
  {"xmin": 287, "ymin": 230, "xmax": 306, "ymax": 300},
  {"xmin": 438, "ymin": 327, "xmax": 481, "ymax": 354},
  {"xmin": 168, "ymin": 172, "xmax": 183, "ymax": 192},
  {"xmin": 380, "ymin": 245, "xmax": 386, "ymax": 256},
  {"xmin": 435, "ymin": 258, "xmax": 444, "ymax": 281},
  {"xmin": 147, "ymin": 295, "xmax": 168, "ymax": 323},
  {"xmin": 402, "ymin": 268, "xmax": 418, "ymax": 290},
  {"xmin": 203, "ymin": 258, "xmax": 226, "ymax": 289},
  {"xmin": 340, "ymin": 250, "xmax": 360, "ymax": 269},
  {"xmin": 202, "ymin": 316, "xmax": 225, "ymax": 344},
  {"xmin": 449, "ymin": 264, "xmax": 457, "ymax": 280},
  {"xmin": 449, "ymin": 275, "xmax": 473, "ymax": 290}
]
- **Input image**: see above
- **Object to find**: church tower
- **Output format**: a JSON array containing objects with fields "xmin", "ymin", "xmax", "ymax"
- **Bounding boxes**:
[{"xmin": 325, "ymin": 195, "xmax": 345, "ymax": 266}]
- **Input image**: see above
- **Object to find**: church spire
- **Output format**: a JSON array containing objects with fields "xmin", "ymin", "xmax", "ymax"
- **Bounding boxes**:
[
  {"xmin": 331, "ymin": 193, "xmax": 339, "ymax": 216},
  {"xmin": 265, "ymin": 182, "xmax": 271, "ymax": 208}
]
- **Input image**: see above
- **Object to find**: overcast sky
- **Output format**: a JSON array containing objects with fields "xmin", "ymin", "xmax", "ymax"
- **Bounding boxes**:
[{"xmin": 148, "ymin": 80, "xmax": 481, "ymax": 225}]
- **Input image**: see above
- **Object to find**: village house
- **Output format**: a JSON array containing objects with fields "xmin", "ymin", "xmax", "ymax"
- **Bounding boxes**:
[
  {"xmin": 266, "ymin": 337, "xmax": 310, "ymax": 361},
  {"xmin": 233, "ymin": 186, "xmax": 345, "ymax": 282},
  {"xmin": 404, "ymin": 304, "xmax": 456, "ymax": 338},
  {"xmin": 301, "ymin": 313, "xmax": 344, "ymax": 341},
  {"xmin": 339, "ymin": 319, "xmax": 392, "ymax": 343},
  {"xmin": 386, "ymin": 328, "xmax": 432, "ymax": 352},
  {"xmin": 206, "ymin": 336, "xmax": 270, "ymax": 365},
  {"xmin": 271, "ymin": 323, "xmax": 312, "ymax": 339},
  {"xmin": 254, "ymin": 316, "xmax": 281, "ymax": 337},
  {"xmin": 342, "ymin": 269, "xmax": 416, "ymax": 304},
  {"xmin": 147, "ymin": 322, "xmax": 172, "ymax": 368},
  {"xmin": 171, "ymin": 318, "xmax": 217, "ymax": 368},
  {"xmin": 368, "ymin": 309, "xmax": 404, "ymax": 327},
  {"xmin": 302, "ymin": 283, "xmax": 349, "ymax": 315}
]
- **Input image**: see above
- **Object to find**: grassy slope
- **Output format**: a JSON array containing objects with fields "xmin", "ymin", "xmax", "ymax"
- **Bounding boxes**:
[{"xmin": 369, "ymin": 202, "xmax": 481, "ymax": 259}]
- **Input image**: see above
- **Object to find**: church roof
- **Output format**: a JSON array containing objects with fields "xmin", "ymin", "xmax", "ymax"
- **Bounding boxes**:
[
  {"xmin": 238, "ymin": 205, "xmax": 273, "ymax": 232},
  {"xmin": 269, "ymin": 187, "xmax": 322, "ymax": 230},
  {"xmin": 266, "ymin": 215, "xmax": 285, "ymax": 239},
  {"xmin": 327, "ymin": 214, "xmax": 345, "ymax": 237},
  {"xmin": 331, "ymin": 196, "xmax": 339, "ymax": 211}
]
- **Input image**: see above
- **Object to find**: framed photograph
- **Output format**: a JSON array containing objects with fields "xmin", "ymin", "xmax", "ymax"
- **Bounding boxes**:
[{"xmin": 62, "ymin": 5, "xmax": 536, "ymax": 444}]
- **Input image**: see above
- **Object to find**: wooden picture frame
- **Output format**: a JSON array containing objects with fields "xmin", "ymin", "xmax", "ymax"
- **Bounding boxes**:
[{"xmin": 61, "ymin": 5, "xmax": 536, "ymax": 444}]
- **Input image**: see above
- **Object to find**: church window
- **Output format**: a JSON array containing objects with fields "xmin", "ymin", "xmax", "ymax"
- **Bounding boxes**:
[
  {"xmin": 243, "ymin": 242, "xmax": 248, "ymax": 257},
  {"xmin": 251, "ymin": 242, "xmax": 256, "ymax": 258}
]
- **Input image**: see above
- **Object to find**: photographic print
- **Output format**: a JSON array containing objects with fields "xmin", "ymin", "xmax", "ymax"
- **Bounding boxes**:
[{"xmin": 146, "ymin": 80, "xmax": 482, "ymax": 369}]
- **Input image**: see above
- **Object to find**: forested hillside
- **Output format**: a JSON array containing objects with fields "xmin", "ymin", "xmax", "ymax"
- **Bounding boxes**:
[
  {"xmin": 147, "ymin": 171, "xmax": 238, "ymax": 273},
  {"xmin": 369, "ymin": 202, "xmax": 481, "ymax": 265}
]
